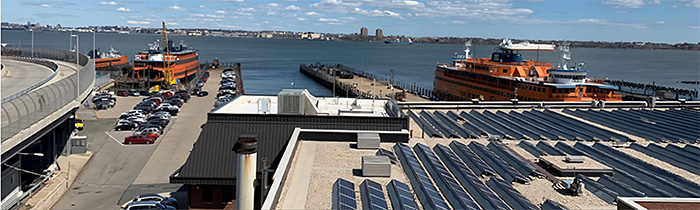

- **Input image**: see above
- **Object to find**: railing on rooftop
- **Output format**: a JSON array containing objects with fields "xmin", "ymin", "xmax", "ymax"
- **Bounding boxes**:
[{"xmin": 1, "ymin": 47, "xmax": 95, "ymax": 141}]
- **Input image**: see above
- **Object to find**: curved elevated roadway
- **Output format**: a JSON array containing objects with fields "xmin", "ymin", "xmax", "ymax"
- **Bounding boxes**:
[{"xmin": 1, "ymin": 59, "xmax": 55, "ymax": 96}]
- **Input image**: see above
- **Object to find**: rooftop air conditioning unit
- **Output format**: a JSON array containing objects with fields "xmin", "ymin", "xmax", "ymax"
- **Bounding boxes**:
[{"xmin": 278, "ymin": 89, "xmax": 305, "ymax": 115}]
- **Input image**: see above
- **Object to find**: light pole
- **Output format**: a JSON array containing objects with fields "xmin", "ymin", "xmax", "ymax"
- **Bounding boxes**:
[
  {"xmin": 31, "ymin": 29, "xmax": 34, "ymax": 57},
  {"xmin": 71, "ymin": 34, "xmax": 79, "ymax": 101},
  {"xmin": 93, "ymin": 30, "xmax": 96, "ymax": 61}
]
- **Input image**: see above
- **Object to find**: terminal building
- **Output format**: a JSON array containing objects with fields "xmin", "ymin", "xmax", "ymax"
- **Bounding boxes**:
[{"xmin": 172, "ymin": 89, "xmax": 700, "ymax": 209}]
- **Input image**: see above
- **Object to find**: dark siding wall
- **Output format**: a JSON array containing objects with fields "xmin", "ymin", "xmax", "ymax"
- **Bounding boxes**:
[{"xmin": 1, "ymin": 159, "xmax": 20, "ymax": 200}]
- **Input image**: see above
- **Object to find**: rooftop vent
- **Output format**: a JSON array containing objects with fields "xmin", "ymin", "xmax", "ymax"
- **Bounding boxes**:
[
  {"xmin": 362, "ymin": 156, "xmax": 391, "ymax": 177},
  {"xmin": 565, "ymin": 155, "xmax": 584, "ymax": 163},
  {"xmin": 277, "ymin": 89, "xmax": 305, "ymax": 115}
]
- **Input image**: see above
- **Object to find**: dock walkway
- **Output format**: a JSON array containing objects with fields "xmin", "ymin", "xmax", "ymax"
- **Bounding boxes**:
[{"xmin": 300, "ymin": 63, "xmax": 432, "ymax": 102}]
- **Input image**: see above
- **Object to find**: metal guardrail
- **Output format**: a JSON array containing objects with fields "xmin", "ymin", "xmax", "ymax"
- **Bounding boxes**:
[
  {"xmin": 1, "ymin": 47, "xmax": 94, "ymax": 141},
  {"xmin": 1, "ymin": 56, "xmax": 60, "ymax": 103}
]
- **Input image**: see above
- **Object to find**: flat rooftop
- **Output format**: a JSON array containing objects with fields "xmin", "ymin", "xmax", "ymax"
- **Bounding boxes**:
[{"xmin": 212, "ymin": 89, "xmax": 392, "ymax": 117}]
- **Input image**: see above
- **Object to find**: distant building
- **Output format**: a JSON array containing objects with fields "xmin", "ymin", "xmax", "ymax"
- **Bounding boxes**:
[
  {"xmin": 376, "ymin": 28, "xmax": 383, "ymax": 38},
  {"xmin": 360, "ymin": 27, "xmax": 368, "ymax": 36}
]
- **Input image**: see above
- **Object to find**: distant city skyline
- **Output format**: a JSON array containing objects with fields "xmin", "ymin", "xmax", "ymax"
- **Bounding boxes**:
[{"xmin": 1, "ymin": 0, "xmax": 699, "ymax": 44}]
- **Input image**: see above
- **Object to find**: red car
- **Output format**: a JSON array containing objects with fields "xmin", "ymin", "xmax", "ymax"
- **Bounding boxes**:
[
  {"xmin": 140, "ymin": 131, "xmax": 159, "ymax": 140},
  {"xmin": 124, "ymin": 135, "xmax": 155, "ymax": 144}
]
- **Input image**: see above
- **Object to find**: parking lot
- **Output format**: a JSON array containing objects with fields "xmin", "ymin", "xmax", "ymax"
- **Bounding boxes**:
[{"xmin": 53, "ymin": 68, "xmax": 223, "ymax": 210}]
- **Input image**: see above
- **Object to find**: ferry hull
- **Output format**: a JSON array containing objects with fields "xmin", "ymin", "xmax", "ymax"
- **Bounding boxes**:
[
  {"xmin": 95, "ymin": 55, "xmax": 128, "ymax": 70},
  {"xmin": 133, "ymin": 53, "xmax": 199, "ymax": 82},
  {"xmin": 434, "ymin": 66, "xmax": 622, "ymax": 101}
]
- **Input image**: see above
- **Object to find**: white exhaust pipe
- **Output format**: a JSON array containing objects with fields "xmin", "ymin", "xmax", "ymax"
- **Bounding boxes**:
[{"xmin": 233, "ymin": 136, "xmax": 257, "ymax": 210}]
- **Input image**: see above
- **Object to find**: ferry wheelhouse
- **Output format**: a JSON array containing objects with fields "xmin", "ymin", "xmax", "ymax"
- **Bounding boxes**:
[{"xmin": 434, "ymin": 40, "xmax": 621, "ymax": 101}]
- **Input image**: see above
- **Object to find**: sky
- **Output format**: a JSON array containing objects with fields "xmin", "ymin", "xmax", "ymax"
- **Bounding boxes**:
[{"xmin": 2, "ymin": 0, "xmax": 699, "ymax": 43}]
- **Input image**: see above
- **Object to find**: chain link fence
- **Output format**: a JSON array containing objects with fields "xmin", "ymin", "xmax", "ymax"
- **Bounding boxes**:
[{"xmin": 1, "ymin": 47, "xmax": 94, "ymax": 141}]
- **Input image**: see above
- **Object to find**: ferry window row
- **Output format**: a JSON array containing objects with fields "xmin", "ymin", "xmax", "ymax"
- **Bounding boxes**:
[
  {"xmin": 552, "ymin": 74, "xmax": 585, "ymax": 79},
  {"xmin": 519, "ymin": 84, "xmax": 547, "ymax": 93},
  {"xmin": 461, "ymin": 83, "xmax": 510, "ymax": 98},
  {"xmin": 555, "ymin": 89, "xmax": 574, "ymax": 93},
  {"xmin": 585, "ymin": 88, "xmax": 611, "ymax": 94}
]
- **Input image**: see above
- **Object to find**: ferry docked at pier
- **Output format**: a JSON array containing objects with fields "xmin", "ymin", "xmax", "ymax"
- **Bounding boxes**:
[
  {"xmin": 433, "ymin": 39, "xmax": 622, "ymax": 101},
  {"xmin": 132, "ymin": 39, "xmax": 199, "ymax": 85},
  {"xmin": 88, "ymin": 46, "xmax": 128, "ymax": 70}
]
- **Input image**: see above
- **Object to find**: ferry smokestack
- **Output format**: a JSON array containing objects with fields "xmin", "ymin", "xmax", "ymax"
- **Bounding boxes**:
[{"xmin": 233, "ymin": 135, "xmax": 257, "ymax": 210}]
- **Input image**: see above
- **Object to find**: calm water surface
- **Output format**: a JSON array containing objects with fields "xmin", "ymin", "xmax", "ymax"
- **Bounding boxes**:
[{"xmin": 3, "ymin": 30, "xmax": 698, "ymax": 96}]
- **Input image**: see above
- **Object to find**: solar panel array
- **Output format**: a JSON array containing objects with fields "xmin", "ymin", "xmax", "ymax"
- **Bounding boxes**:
[
  {"xmin": 412, "ymin": 109, "xmax": 633, "ymax": 141},
  {"xmin": 333, "ymin": 178, "xmax": 357, "ymax": 210},
  {"xmin": 562, "ymin": 109, "xmax": 700, "ymax": 143},
  {"xmin": 449, "ymin": 141, "xmax": 497, "ymax": 177},
  {"xmin": 630, "ymin": 143, "xmax": 700, "ymax": 175},
  {"xmin": 486, "ymin": 177, "xmax": 541, "ymax": 210},
  {"xmin": 360, "ymin": 179, "xmax": 389, "ymax": 210},
  {"xmin": 433, "ymin": 144, "xmax": 511, "ymax": 210},
  {"xmin": 393, "ymin": 143, "xmax": 451, "ymax": 210},
  {"xmin": 467, "ymin": 142, "xmax": 529, "ymax": 184},
  {"xmin": 386, "ymin": 179, "xmax": 419, "ymax": 210},
  {"xmin": 414, "ymin": 143, "xmax": 480, "ymax": 210},
  {"xmin": 550, "ymin": 142, "xmax": 700, "ymax": 198},
  {"xmin": 487, "ymin": 142, "xmax": 545, "ymax": 177},
  {"xmin": 575, "ymin": 174, "xmax": 618, "ymax": 204}
]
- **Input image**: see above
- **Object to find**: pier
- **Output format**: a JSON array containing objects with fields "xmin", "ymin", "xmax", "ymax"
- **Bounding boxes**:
[{"xmin": 300, "ymin": 63, "xmax": 433, "ymax": 101}]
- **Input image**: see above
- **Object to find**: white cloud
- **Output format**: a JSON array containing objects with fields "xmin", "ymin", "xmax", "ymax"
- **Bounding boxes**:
[
  {"xmin": 240, "ymin": 7, "xmax": 256, "ymax": 12},
  {"xmin": 215, "ymin": 10, "xmax": 226, "ymax": 14},
  {"xmin": 353, "ymin": 8, "xmax": 402, "ymax": 18},
  {"xmin": 40, "ymin": 4, "xmax": 52, "ymax": 7},
  {"xmin": 210, "ymin": 0, "xmax": 244, "ymax": 2},
  {"xmin": 687, "ymin": 0, "xmax": 700, "ymax": 7},
  {"xmin": 127, "ymin": 20, "xmax": 150, "ymax": 24},
  {"xmin": 267, "ymin": 3, "xmax": 280, "ymax": 7},
  {"xmin": 319, "ymin": 18, "xmax": 339, "ymax": 22},
  {"xmin": 297, "ymin": 17, "xmax": 307, "ymax": 21},
  {"xmin": 285, "ymin": 5, "xmax": 301, "ymax": 10},
  {"xmin": 169, "ymin": 22, "xmax": 180, "ymax": 26},
  {"xmin": 415, "ymin": 1, "xmax": 533, "ymax": 21},
  {"xmin": 116, "ymin": 7, "xmax": 130, "ymax": 12},
  {"xmin": 577, "ymin": 18, "xmax": 645, "ymax": 28},
  {"xmin": 691, "ymin": 26, "xmax": 700, "ymax": 29},
  {"xmin": 167, "ymin": 5, "xmax": 187, "ymax": 11},
  {"xmin": 451, "ymin": 20, "xmax": 466, "ymax": 24},
  {"xmin": 199, "ymin": 5, "xmax": 207, "ymax": 8},
  {"xmin": 99, "ymin": 1, "xmax": 118, "ymax": 6},
  {"xmin": 602, "ymin": 0, "xmax": 662, "ymax": 9},
  {"xmin": 656, "ymin": 21, "xmax": 665, "ymax": 24},
  {"xmin": 306, "ymin": 11, "xmax": 321, "ymax": 16}
]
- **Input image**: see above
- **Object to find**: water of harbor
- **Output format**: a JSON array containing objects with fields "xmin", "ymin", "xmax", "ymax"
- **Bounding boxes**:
[{"xmin": 3, "ymin": 30, "xmax": 698, "ymax": 96}]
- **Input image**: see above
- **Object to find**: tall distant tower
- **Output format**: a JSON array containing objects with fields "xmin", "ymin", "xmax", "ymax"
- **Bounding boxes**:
[
  {"xmin": 376, "ymin": 28, "xmax": 383, "ymax": 38},
  {"xmin": 360, "ymin": 27, "xmax": 368, "ymax": 36}
]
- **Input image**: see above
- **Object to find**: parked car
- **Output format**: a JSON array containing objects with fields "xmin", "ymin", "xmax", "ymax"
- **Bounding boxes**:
[
  {"xmin": 127, "ymin": 89, "xmax": 141, "ymax": 96},
  {"xmin": 191, "ymin": 87, "xmax": 201, "ymax": 95},
  {"xmin": 145, "ymin": 119, "xmax": 169, "ymax": 127},
  {"xmin": 121, "ymin": 194, "xmax": 177, "ymax": 209},
  {"xmin": 125, "ymin": 116, "xmax": 146, "ymax": 124},
  {"xmin": 139, "ymin": 90, "xmax": 151, "ymax": 96},
  {"xmin": 157, "ymin": 103, "xmax": 180, "ymax": 111},
  {"xmin": 197, "ymin": 91, "xmax": 209, "ymax": 97},
  {"xmin": 165, "ymin": 99, "xmax": 184, "ymax": 107},
  {"xmin": 124, "ymin": 135, "xmax": 155, "ymax": 144},
  {"xmin": 92, "ymin": 95, "xmax": 116, "ymax": 103},
  {"xmin": 137, "ymin": 127, "xmax": 162, "ymax": 135},
  {"xmin": 124, "ymin": 201, "xmax": 175, "ymax": 210},
  {"xmin": 121, "ymin": 110, "xmax": 145, "ymax": 116},
  {"xmin": 115, "ymin": 121, "xmax": 138, "ymax": 131},
  {"xmin": 116, "ymin": 90, "xmax": 129, "ymax": 97},
  {"xmin": 74, "ymin": 118, "xmax": 84, "ymax": 131}
]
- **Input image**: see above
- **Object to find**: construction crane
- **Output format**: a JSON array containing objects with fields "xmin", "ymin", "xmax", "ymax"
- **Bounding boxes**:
[{"xmin": 161, "ymin": 21, "xmax": 175, "ymax": 86}]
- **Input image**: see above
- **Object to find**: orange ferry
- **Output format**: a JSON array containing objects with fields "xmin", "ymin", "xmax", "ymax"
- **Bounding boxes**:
[
  {"xmin": 434, "ymin": 40, "xmax": 622, "ymax": 101},
  {"xmin": 88, "ymin": 46, "xmax": 128, "ymax": 70},
  {"xmin": 133, "ymin": 39, "xmax": 199, "ymax": 84}
]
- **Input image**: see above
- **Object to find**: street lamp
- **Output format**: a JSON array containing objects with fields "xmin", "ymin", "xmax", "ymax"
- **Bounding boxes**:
[
  {"xmin": 31, "ymin": 29, "xmax": 34, "ymax": 57},
  {"xmin": 71, "ymin": 34, "xmax": 79, "ymax": 101}
]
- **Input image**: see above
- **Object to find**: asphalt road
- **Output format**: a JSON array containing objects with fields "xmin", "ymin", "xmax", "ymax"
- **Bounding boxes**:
[
  {"xmin": 52, "ymin": 69, "xmax": 221, "ymax": 210},
  {"xmin": 1, "ymin": 59, "xmax": 54, "ymax": 96}
]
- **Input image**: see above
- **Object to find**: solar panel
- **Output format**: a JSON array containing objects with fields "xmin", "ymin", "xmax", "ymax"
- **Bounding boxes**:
[
  {"xmin": 434, "ymin": 144, "xmax": 511, "ymax": 210},
  {"xmin": 360, "ymin": 180, "xmax": 389, "ymax": 210},
  {"xmin": 467, "ymin": 142, "xmax": 529, "ymax": 184},
  {"xmin": 541, "ymin": 199, "xmax": 568, "ymax": 210},
  {"xmin": 486, "ymin": 177, "xmax": 540, "ymax": 210},
  {"xmin": 449, "ymin": 141, "xmax": 497, "ymax": 177},
  {"xmin": 386, "ymin": 179, "xmax": 419, "ymax": 210},
  {"xmin": 487, "ymin": 142, "xmax": 544, "ymax": 177},
  {"xmin": 393, "ymin": 143, "xmax": 451, "ymax": 210},
  {"xmin": 414, "ymin": 143, "xmax": 480, "ymax": 210},
  {"xmin": 376, "ymin": 148, "xmax": 398, "ymax": 164},
  {"xmin": 333, "ymin": 178, "xmax": 357, "ymax": 210},
  {"xmin": 576, "ymin": 174, "xmax": 618, "ymax": 204}
]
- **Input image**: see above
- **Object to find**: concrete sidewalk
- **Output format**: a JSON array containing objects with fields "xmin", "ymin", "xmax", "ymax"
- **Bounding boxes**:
[{"xmin": 22, "ymin": 151, "xmax": 93, "ymax": 210}]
